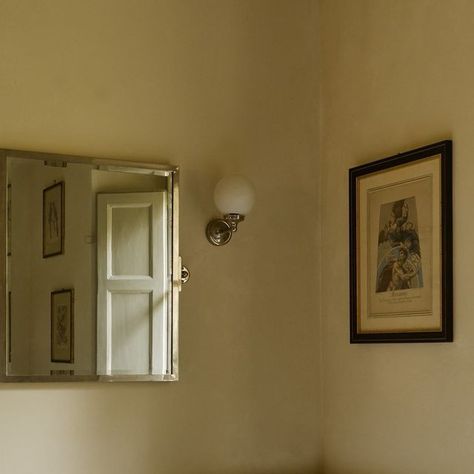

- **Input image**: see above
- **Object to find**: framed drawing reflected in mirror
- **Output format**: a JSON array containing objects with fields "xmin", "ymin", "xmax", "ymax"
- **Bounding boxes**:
[
  {"xmin": 349, "ymin": 140, "xmax": 453, "ymax": 343},
  {"xmin": 51, "ymin": 289, "xmax": 74, "ymax": 363},
  {"xmin": 43, "ymin": 181, "xmax": 64, "ymax": 258}
]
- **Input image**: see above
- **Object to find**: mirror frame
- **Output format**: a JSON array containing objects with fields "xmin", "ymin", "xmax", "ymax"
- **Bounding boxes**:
[{"xmin": 0, "ymin": 148, "xmax": 180, "ymax": 383}]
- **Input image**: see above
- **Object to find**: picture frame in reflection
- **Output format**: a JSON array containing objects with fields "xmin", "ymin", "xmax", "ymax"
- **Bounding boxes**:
[
  {"xmin": 43, "ymin": 181, "xmax": 64, "ymax": 258},
  {"xmin": 349, "ymin": 140, "xmax": 453, "ymax": 343},
  {"xmin": 51, "ymin": 289, "xmax": 74, "ymax": 363}
]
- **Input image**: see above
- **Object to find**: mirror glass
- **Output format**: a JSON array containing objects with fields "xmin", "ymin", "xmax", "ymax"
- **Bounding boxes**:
[{"xmin": 3, "ymin": 151, "xmax": 179, "ymax": 381}]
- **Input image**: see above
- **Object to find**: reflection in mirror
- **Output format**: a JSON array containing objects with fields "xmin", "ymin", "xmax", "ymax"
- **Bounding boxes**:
[{"xmin": 3, "ymin": 152, "xmax": 179, "ymax": 381}]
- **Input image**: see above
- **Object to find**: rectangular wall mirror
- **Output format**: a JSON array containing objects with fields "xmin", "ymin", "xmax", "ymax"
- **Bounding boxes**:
[{"xmin": 0, "ymin": 149, "xmax": 180, "ymax": 382}]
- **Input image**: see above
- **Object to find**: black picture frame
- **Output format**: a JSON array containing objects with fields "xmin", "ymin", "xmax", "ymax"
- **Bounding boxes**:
[
  {"xmin": 349, "ymin": 140, "xmax": 453, "ymax": 343},
  {"xmin": 51, "ymin": 289, "xmax": 74, "ymax": 363}
]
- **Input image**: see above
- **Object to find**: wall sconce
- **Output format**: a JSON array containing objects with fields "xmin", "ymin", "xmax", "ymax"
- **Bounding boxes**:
[{"xmin": 206, "ymin": 175, "xmax": 255, "ymax": 246}]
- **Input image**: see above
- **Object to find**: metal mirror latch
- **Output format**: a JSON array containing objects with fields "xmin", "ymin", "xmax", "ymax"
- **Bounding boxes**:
[{"xmin": 181, "ymin": 265, "xmax": 190, "ymax": 285}]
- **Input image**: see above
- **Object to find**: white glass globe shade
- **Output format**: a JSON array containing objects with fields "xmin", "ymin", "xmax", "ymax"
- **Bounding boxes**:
[{"xmin": 214, "ymin": 175, "xmax": 255, "ymax": 215}]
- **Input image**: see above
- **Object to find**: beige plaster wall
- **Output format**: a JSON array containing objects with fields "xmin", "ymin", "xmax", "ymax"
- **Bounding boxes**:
[
  {"xmin": 320, "ymin": 1, "xmax": 474, "ymax": 473},
  {"xmin": 0, "ymin": 1, "xmax": 321, "ymax": 474}
]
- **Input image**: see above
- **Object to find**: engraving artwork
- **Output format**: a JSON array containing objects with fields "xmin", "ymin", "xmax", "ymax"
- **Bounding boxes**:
[{"xmin": 376, "ymin": 197, "xmax": 423, "ymax": 293}]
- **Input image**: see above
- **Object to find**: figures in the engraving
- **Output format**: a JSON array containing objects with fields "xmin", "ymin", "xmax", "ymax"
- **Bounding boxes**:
[
  {"xmin": 48, "ymin": 201, "xmax": 59, "ymax": 241},
  {"xmin": 55, "ymin": 304, "xmax": 68, "ymax": 347},
  {"xmin": 376, "ymin": 197, "xmax": 423, "ymax": 293}
]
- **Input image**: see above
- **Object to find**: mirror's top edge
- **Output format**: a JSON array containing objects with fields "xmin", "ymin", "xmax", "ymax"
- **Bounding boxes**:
[
  {"xmin": 0, "ymin": 375, "xmax": 178, "ymax": 383},
  {"xmin": 0, "ymin": 148, "xmax": 178, "ymax": 174},
  {"xmin": 0, "ymin": 375, "xmax": 99, "ymax": 383}
]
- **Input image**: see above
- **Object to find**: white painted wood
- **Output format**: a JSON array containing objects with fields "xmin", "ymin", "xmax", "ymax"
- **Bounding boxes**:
[
  {"xmin": 111, "ymin": 293, "xmax": 150, "ymax": 374},
  {"xmin": 97, "ymin": 192, "xmax": 167, "ymax": 375}
]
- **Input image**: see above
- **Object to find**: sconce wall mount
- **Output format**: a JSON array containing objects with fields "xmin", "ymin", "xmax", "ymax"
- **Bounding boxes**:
[{"xmin": 206, "ymin": 213, "xmax": 244, "ymax": 246}]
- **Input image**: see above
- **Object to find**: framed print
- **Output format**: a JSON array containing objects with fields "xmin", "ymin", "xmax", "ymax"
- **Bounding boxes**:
[
  {"xmin": 43, "ymin": 181, "xmax": 64, "ymax": 258},
  {"xmin": 349, "ymin": 140, "xmax": 452, "ymax": 343},
  {"xmin": 51, "ymin": 289, "xmax": 74, "ymax": 363}
]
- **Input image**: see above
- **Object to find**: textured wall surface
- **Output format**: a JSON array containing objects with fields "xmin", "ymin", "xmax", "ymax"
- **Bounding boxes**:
[
  {"xmin": 320, "ymin": 1, "xmax": 474, "ymax": 473},
  {"xmin": 0, "ymin": 1, "xmax": 321, "ymax": 473}
]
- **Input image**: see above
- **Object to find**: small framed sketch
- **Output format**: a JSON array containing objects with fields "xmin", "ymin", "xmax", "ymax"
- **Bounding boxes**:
[
  {"xmin": 43, "ymin": 181, "xmax": 64, "ymax": 258},
  {"xmin": 349, "ymin": 140, "xmax": 453, "ymax": 343},
  {"xmin": 51, "ymin": 289, "xmax": 74, "ymax": 363}
]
